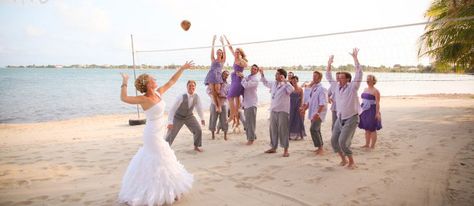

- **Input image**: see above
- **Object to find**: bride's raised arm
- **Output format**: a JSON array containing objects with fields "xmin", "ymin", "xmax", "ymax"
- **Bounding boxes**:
[{"xmin": 157, "ymin": 60, "xmax": 194, "ymax": 95}]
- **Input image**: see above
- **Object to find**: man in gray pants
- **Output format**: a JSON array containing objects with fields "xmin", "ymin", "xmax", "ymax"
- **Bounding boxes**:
[
  {"xmin": 166, "ymin": 80, "xmax": 205, "ymax": 152},
  {"xmin": 261, "ymin": 68, "xmax": 294, "ymax": 157},
  {"xmin": 301, "ymin": 71, "xmax": 328, "ymax": 155},
  {"xmin": 240, "ymin": 64, "xmax": 260, "ymax": 145},
  {"xmin": 326, "ymin": 48, "xmax": 363, "ymax": 169},
  {"xmin": 208, "ymin": 71, "xmax": 229, "ymax": 140}
]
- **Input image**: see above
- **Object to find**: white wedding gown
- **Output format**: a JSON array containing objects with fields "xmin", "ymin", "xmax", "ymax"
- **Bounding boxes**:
[{"xmin": 119, "ymin": 96, "xmax": 193, "ymax": 206}]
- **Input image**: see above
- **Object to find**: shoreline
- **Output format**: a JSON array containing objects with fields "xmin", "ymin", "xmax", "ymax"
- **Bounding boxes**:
[
  {"xmin": 0, "ymin": 94, "xmax": 473, "ymax": 205},
  {"xmin": 1, "ymin": 94, "xmax": 472, "ymax": 125}
]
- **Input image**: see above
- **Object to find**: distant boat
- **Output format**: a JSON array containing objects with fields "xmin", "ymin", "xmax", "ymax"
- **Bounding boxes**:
[{"xmin": 54, "ymin": 65, "xmax": 63, "ymax": 69}]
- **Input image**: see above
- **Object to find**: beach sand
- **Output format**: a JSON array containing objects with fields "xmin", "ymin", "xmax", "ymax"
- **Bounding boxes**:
[{"xmin": 0, "ymin": 94, "xmax": 473, "ymax": 206}]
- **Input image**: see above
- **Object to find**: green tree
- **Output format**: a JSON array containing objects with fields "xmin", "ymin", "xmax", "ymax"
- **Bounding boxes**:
[{"xmin": 418, "ymin": 0, "xmax": 474, "ymax": 73}]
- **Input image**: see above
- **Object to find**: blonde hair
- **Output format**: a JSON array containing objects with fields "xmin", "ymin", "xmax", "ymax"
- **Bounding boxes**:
[
  {"xmin": 236, "ymin": 48, "xmax": 248, "ymax": 62},
  {"xmin": 367, "ymin": 74, "xmax": 377, "ymax": 85},
  {"xmin": 135, "ymin": 74, "xmax": 150, "ymax": 94}
]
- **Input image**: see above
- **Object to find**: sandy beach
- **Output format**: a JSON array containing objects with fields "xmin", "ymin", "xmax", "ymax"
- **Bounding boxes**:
[{"xmin": 0, "ymin": 94, "xmax": 473, "ymax": 206}]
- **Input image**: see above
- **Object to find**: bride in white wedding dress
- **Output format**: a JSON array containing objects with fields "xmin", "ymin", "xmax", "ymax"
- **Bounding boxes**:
[{"xmin": 118, "ymin": 61, "xmax": 194, "ymax": 206}]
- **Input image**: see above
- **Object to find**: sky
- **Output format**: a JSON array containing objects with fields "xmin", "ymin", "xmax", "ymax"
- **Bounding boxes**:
[{"xmin": 0, "ymin": 0, "xmax": 432, "ymax": 67}]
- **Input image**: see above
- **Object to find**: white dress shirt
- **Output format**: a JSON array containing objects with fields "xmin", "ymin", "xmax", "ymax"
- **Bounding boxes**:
[
  {"xmin": 305, "ymin": 83, "xmax": 328, "ymax": 122},
  {"xmin": 325, "ymin": 64, "xmax": 362, "ymax": 120},
  {"xmin": 168, "ymin": 92, "xmax": 204, "ymax": 124},
  {"xmin": 241, "ymin": 74, "xmax": 259, "ymax": 108},
  {"xmin": 261, "ymin": 76, "xmax": 294, "ymax": 113}
]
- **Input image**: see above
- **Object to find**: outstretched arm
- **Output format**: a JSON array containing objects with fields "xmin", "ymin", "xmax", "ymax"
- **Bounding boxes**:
[
  {"xmin": 211, "ymin": 35, "xmax": 216, "ymax": 62},
  {"xmin": 120, "ymin": 73, "xmax": 146, "ymax": 105},
  {"xmin": 157, "ymin": 61, "xmax": 194, "ymax": 95},
  {"xmin": 325, "ymin": 55, "xmax": 337, "ymax": 87},
  {"xmin": 220, "ymin": 36, "xmax": 226, "ymax": 63},
  {"xmin": 259, "ymin": 68, "xmax": 272, "ymax": 89},
  {"xmin": 349, "ymin": 48, "xmax": 363, "ymax": 90},
  {"xmin": 224, "ymin": 35, "xmax": 235, "ymax": 57}
]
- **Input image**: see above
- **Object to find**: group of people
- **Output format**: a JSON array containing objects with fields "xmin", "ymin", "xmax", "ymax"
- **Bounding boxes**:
[{"xmin": 116, "ymin": 37, "xmax": 383, "ymax": 204}]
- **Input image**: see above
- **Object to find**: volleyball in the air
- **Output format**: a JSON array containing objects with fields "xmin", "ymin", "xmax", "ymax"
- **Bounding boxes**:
[{"xmin": 181, "ymin": 20, "xmax": 191, "ymax": 31}]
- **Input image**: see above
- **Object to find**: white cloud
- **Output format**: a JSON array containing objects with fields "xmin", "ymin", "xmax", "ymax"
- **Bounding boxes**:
[
  {"xmin": 55, "ymin": 1, "xmax": 110, "ymax": 32},
  {"xmin": 25, "ymin": 25, "xmax": 46, "ymax": 37}
]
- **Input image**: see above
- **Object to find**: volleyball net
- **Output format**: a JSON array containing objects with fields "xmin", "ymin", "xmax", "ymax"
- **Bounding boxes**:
[{"xmin": 132, "ymin": 16, "xmax": 474, "ymax": 83}]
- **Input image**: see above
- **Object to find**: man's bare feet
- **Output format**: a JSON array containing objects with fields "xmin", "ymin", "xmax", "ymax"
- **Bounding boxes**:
[
  {"xmin": 339, "ymin": 160, "xmax": 348, "ymax": 166},
  {"xmin": 315, "ymin": 148, "xmax": 324, "ymax": 155},
  {"xmin": 194, "ymin": 147, "xmax": 203, "ymax": 152},
  {"xmin": 264, "ymin": 149, "xmax": 276, "ymax": 153},
  {"xmin": 346, "ymin": 163, "xmax": 357, "ymax": 170},
  {"xmin": 246, "ymin": 140, "xmax": 254, "ymax": 145},
  {"xmin": 282, "ymin": 152, "xmax": 290, "ymax": 157}
]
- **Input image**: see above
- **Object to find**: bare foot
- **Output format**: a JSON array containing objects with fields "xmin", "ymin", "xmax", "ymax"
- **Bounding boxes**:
[
  {"xmin": 246, "ymin": 140, "xmax": 254, "ymax": 145},
  {"xmin": 361, "ymin": 145, "xmax": 369, "ymax": 148},
  {"xmin": 224, "ymin": 133, "xmax": 228, "ymax": 141},
  {"xmin": 264, "ymin": 149, "xmax": 276, "ymax": 154},
  {"xmin": 339, "ymin": 160, "xmax": 348, "ymax": 166},
  {"xmin": 315, "ymin": 149, "xmax": 324, "ymax": 156},
  {"xmin": 282, "ymin": 152, "xmax": 290, "ymax": 157},
  {"xmin": 194, "ymin": 147, "xmax": 203, "ymax": 152},
  {"xmin": 346, "ymin": 163, "xmax": 357, "ymax": 170}
]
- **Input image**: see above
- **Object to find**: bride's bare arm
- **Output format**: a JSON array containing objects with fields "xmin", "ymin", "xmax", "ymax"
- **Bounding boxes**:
[
  {"xmin": 120, "ymin": 73, "xmax": 147, "ymax": 104},
  {"xmin": 157, "ymin": 61, "xmax": 194, "ymax": 94}
]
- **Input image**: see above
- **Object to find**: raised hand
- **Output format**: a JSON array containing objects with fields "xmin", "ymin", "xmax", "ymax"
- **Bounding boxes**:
[
  {"xmin": 349, "ymin": 48, "xmax": 360, "ymax": 65},
  {"xmin": 349, "ymin": 48, "xmax": 359, "ymax": 59},
  {"xmin": 328, "ymin": 55, "xmax": 334, "ymax": 66},
  {"xmin": 219, "ymin": 35, "xmax": 224, "ymax": 44},
  {"xmin": 182, "ymin": 60, "xmax": 195, "ymax": 70},
  {"xmin": 121, "ymin": 73, "xmax": 129, "ymax": 81},
  {"xmin": 212, "ymin": 35, "xmax": 217, "ymax": 44}
]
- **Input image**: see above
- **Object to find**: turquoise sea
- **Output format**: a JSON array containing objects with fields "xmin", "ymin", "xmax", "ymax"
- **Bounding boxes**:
[{"xmin": 0, "ymin": 67, "xmax": 473, "ymax": 123}]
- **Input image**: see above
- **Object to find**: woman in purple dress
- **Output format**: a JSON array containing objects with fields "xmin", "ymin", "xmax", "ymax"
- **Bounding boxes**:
[
  {"xmin": 204, "ymin": 35, "xmax": 226, "ymax": 113},
  {"xmin": 289, "ymin": 76, "xmax": 306, "ymax": 140},
  {"xmin": 223, "ymin": 35, "xmax": 247, "ymax": 128},
  {"xmin": 358, "ymin": 75, "xmax": 382, "ymax": 149}
]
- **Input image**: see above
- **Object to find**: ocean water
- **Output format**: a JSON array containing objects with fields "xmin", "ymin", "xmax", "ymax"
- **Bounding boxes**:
[{"xmin": 0, "ymin": 67, "xmax": 473, "ymax": 123}]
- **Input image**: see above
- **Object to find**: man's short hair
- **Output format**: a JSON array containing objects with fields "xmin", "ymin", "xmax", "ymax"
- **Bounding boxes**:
[
  {"xmin": 187, "ymin": 80, "xmax": 196, "ymax": 86},
  {"xmin": 277, "ymin": 69, "xmax": 287, "ymax": 78}
]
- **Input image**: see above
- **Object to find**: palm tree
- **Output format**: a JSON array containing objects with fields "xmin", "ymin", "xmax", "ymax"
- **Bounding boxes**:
[{"xmin": 418, "ymin": 0, "xmax": 474, "ymax": 73}]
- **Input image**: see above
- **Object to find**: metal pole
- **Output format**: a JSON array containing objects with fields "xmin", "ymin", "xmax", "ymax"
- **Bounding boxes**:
[{"xmin": 130, "ymin": 34, "xmax": 140, "ymax": 119}]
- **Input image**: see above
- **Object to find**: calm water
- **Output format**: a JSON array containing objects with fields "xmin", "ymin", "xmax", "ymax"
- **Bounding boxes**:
[{"xmin": 0, "ymin": 68, "xmax": 473, "ymax": 123}]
